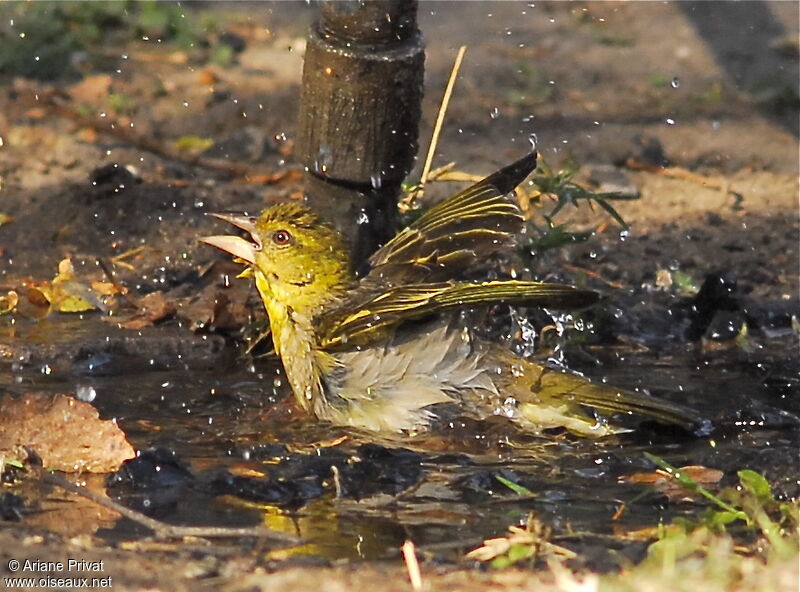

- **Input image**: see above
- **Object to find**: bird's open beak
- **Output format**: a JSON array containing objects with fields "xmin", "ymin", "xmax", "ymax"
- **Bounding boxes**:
[{"xmin": 200, "ymin": 213, "xmax": 261, "ymax": 265}]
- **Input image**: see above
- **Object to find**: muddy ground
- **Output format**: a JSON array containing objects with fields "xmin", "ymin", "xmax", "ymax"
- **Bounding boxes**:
[{"xmin": 0, "ymin": 2, "xmax": 798, "ymax": 591}]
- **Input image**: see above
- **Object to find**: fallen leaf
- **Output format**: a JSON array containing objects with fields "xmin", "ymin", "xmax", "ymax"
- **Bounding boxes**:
[
  {"xmin": 68, "ymin": 74, "xmax": 113, "ymax": 105},
  {"xmin": 24, "ymin": 107, "xmax": 47, "ymax": 119},
  {"xmin": 0, "ymin": 393, "xmax": 136, "ymax": 473},
  {"xmin": 242, "ymin": 169, "xmax": 302, "ymax": 185},
  {"xmin": 25, "ymin": 284, "xmax": 51, "ymax": 308},
  {"xmin": 27, "ymin": 258, "xmax": 108, "ymax": 313},
  {"xmin": 620, "ymin": 465, "xmax": 724, "ymax": 500},
  {"xmin": 285, "ymin": 435, "xmax": 349, "ymax": 454},
  {"xmin": 90, "ymin": 281, "xmax": 122, "ymax": 297},
  {"xmin": 0, "ymin": 212, "xmax": 13, "ymax": 226},
  {"xmin": 173, "ymin": 135, "xmax": 214, "ymax": 154},
  {"xmin": 0, "ymin": 290, "xmax": 18, "ymax": 314},
  {"xmin": 117, "ymin": 290, "xmax": 176, "ymax": 330},
  {"xmin": 197, "ymin": 68, "xmax": 219, "ymax": 85},
  {"xmin": 228, "ymin": 466, "xmax": 269, "ymax": 479},
  {"xmin": 76, "ymin": 127, "xmax": 98, "ymax": 143}
]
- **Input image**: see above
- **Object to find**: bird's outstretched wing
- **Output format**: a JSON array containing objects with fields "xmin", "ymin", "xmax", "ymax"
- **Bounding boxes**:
[
  {"xmin": 364, "ymin": 151, "xmax": 537, "ymax": 282},
  {"xmin": 316, "ymin": 152, "xmax": 597, "ymax": 350},
  {"xmin": 317, "ymin": 280, "xmax": 597, "ymax": 350}
]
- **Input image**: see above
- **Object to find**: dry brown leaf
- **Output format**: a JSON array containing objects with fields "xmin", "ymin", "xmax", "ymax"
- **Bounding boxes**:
[
  {"xmin": 76, "ymin": 126, "xmax": 98, "ymax": 143},
  {"xmin": 68, "ymin": 74, "xmax": 112, "ymax": 105},
  {"xmin": 197, "ymin": 68, "xmax": 219, "ymax": 85},
  {"xmin": 620, "ymin": 465, "xmax": 724, "ymax": 500},
  {"xmin": 285, "ymin": 435, "xmax": 350, "ymax": 455},
  {"xmin": 90, "ymin": 281, "xmax": 122, "ymax": 297},
  {"xmin": 0, "ymin": 290, "xmax": 18, "ymax": 314},
  {"xmin": 0, "ymin": 393, "xmax": 136, "ymax": 473},
  {"xmin": 24, "ymin": 284, "xmax": 51, "ymax": 308},
  {"xmin": 24, "ymin": 107, "xmax": 47, "ymax": 119},
  {"xmin": 241, "ymin": 169, "xmax": 302, "ymax": 185},
  {"xmin": 116, "ymin": 290, "xmax": 177, "ymax": 330},
  {"xmin": 227, "ymin": 465, "xmax": 269, "ymax": 479}
]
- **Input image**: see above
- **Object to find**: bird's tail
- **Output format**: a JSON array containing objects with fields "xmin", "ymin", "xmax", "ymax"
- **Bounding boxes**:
[{"xmin": 494, "ymin": 350, "xmax": 703, "ymax": 437}]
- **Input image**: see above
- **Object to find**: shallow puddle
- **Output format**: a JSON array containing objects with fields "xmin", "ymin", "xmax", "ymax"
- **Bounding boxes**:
[{"xmin": 2, "ymin": 315, "xmax": 797, "ymax": 566}]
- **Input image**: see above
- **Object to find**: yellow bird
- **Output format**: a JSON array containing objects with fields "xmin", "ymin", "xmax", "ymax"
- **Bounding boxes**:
[{"xmin": 202, "ymin": 152, "xmax": 699, "ymax": 436}]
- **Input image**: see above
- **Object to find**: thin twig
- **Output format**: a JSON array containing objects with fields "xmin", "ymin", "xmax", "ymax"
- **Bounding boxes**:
[
  {"xmin": 561, "ymin": 262, "xmax": 626, "ymax": 289},
  {"xmin": 109, "ymin": 245, "xmax": 146, "ymax": 270},
  {"xmin": 624, "ymin": 157, "xmax": 741, "ymax": 201},
  {"xmin": 400, "ymin": 45, "xmax": 467, "ymax": 212},
  {"xmin": 41, "ymin": 471, "xmax": 299, "ymax": 543}
]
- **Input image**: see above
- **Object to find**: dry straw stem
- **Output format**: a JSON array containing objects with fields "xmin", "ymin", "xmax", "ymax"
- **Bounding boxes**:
[
  {"xmin": 402, "ymin": 539, "xmax": 424, "ymax": 591},
  {"xmin": 400, "ymin": 45, "xmax": 467, "ymax": 212}
]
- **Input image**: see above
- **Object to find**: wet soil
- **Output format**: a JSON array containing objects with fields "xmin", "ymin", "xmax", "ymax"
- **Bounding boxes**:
[{"xmin": 0, "ymin": 2, "xmax": 798, "ymax": 591}]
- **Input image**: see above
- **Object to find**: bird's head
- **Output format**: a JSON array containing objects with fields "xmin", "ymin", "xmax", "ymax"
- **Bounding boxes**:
[{"xmin": 201, "ymin": 203, "xmax": 352, "ymax": 315}]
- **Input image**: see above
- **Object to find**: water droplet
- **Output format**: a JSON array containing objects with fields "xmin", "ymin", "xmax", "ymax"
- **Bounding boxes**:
[
  {"xmin": 314, "ymin": 146, "xmax": 332, "ymax": 174},
  {"xmin": 670, "ymin": 77, "xmax": 680, "ymax": 89},
  {"xmin": 665, "ymin": 118, "xmax": 676, "ymax": 125},
  {"xmin": 370, "ymin": 174, "xmax": 382, "ymax": 189},
  {"xmin": 356, "ymin": 210, "xmax": 370, "ymax": 225},
  {"xmin": 490, "ymin": 107, "xmax": 499, "ymax": 119},
  {"xmin": 528, "ymin": 133, "xmax": 538, "ymax": 151},
  {"xmin": 76, "ymin": 385, "xmax": 97, "ymax": 402}
]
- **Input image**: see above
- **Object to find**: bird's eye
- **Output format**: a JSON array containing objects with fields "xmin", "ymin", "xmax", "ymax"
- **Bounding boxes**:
[{"xmin": 271, "ymin": 229, "xmax": 293, "ymax": 246}]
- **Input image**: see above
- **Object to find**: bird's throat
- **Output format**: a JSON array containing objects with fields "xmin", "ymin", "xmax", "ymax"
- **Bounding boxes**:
[{"xmin": 254, "ymin": 270, "xmax": 331, "ymax": 416}]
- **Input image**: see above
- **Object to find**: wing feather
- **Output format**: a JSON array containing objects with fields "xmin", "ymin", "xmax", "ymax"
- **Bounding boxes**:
[
  {"xmin": 366, "ymin": 151, "xmax": 537, "ymax": 276},
  {"xmin": 318, "ymin": 280, "xmax": 597, "ymax": 350}
]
